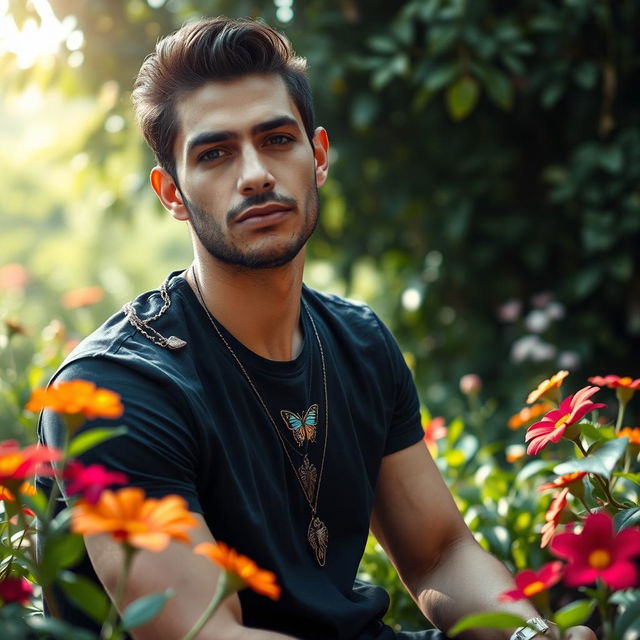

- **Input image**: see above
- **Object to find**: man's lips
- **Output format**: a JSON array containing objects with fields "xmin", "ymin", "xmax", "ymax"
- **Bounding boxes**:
[{"xmin": 235, "ymin": 203, "xmax": 293, "ymax": 224}]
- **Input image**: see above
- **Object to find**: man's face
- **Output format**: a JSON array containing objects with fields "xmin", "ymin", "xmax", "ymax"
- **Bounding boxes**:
[{"xmin": 171, "ymin": 74, "xmax": 327, "ymax": 269}]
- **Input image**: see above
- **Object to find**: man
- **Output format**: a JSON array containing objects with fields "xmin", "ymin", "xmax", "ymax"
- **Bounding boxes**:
[{"xmin": 39, "ymin": 17, "xmax": 595, "ymax": 640}]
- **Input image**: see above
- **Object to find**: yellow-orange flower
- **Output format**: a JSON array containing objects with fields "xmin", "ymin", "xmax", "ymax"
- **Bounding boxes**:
[
  {"xmin": 508, "ymin": 401, "xmax": 554, "ymax": 430},
  {"xmin": 26, "ymin": 380, "xmax": 124, "ymax": 420},
  {"xmin": 195, "ymin": 541, "xmax": 281, "ymax": 600},
  {"xmin": 0, "ymin": 481, "xmax": 36, "ymax": 502},
  {"xmin": 527, "ymin": 371, "xmax": 569, "ymax": 404},
  {"xmin": 71, "ymin": 487, "xmax": 197, "ymax": 552},
  {"xmin": 618, "ymin": 427, "xmax": 640, "ymax": 446},
  {"xmin": 62, "ymin": 285, "xmax": 104, "ymax": 309}
]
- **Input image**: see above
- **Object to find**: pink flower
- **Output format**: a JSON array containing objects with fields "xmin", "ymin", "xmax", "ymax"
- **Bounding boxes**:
[
  {"xmin": 499, "ymin": 562, "xmax": 564, "ymax": 602},
  {"xmin": 423, "ymin": 417, "xmax": 447, "ymax": 456},
  {"xmin": 550, "ymin": 512, "xmax": 640, "ymax": 589},
  {"xmin": 64, "ymin": 462, "xmax": 128, "ymax": 504},
  {"xmin": 0, "ymin": 576, "xmax": 33, "ymax": 604},
  {"xmin": 525, "ymin": 386, "xmax": 605, "ymax": 455}
]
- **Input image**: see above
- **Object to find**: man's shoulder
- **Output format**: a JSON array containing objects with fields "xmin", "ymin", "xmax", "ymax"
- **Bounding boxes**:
[
  {"xmin": 303, "ymin": 285, "xmax": 394, "ymax": 349},
  {"xmin": 54, "ymin": 273, "xmax": 190, "ymax": 383}
]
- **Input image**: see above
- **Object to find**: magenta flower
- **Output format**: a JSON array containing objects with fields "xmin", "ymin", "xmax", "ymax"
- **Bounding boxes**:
[
  {"xmin": 0, "ymin": 576, "xmax": 33, "ymax": 604},
  {"xmin": 64, "ymin": 461, "xmax": 128, "ymax": 504},
  {"xmin": 499, "ymin": 561, "xmax": 564, "ymax": 602},
  {"xmin": 525, "ymin": 386, "xmax": 605, "ymax": 455},
  {"xmin": 550, "ymin": 512, "xmax": 640, "ymax": 589}
]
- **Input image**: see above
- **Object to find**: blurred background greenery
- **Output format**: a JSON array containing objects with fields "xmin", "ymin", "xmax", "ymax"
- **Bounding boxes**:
[{"xmin": 2, "ymin": 0, "xmax": 639, "ymax": 433}]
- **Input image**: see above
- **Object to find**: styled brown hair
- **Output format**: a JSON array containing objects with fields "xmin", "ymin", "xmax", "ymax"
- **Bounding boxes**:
[{"xmin": 132, "ymin": 17, "xmax": 315, "ymax": 180}]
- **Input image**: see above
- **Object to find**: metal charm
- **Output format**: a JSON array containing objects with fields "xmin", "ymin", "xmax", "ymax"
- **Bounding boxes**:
[{"xmin": 307, "ymin": 516, "xmax": 329, "ymax": 566}]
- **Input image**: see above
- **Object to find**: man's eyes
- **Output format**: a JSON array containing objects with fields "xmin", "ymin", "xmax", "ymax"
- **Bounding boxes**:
[
  {"xmin": 197, "ymin": 135, "xmax": 293, "ymax": 162},
  {"xmin": 265, "ymin": 134, "xmax": 293, "ymax": 146},
  {"xmin": 198, "ymin": 148, "xmax": 227, "ymax": 162}
]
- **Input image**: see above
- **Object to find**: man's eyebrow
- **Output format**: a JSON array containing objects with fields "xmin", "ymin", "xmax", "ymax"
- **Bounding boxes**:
[
  {"xmin": 251, "ymin": 116, "xmax": 299, "ymax": 135},
  {"xmin": 186, "ymin": 116, "xmax": 300, "ymax": 157},
  {"xmin": 186, "ymin": 130, "xmax": 236, "ymax": 156}
]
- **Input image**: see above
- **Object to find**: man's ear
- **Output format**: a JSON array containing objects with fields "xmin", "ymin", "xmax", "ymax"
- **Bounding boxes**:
[
  {"xmin": 150, "ymin": 166, "xmax": 189, "ymax": 221},
  {"xmin": 312, "ymin": 127, "xmax": 329, "ymax": 188}
]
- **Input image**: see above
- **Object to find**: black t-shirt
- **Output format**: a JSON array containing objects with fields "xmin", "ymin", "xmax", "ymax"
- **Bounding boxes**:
[{"xmin": 38, "ymin": 272, "xmax": 435, "ymax": 639}]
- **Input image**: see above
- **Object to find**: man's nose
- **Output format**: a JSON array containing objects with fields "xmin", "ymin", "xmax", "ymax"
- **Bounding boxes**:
[{"xmin": 237, "ymin": 146, "xmax": 275, "ymax": 196}]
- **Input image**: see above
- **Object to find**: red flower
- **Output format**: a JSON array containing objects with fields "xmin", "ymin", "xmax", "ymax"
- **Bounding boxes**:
[
  {"xmin": 551, "ymin": 512, "xmax": 640, "ymax": 589},
  {"xmin": 525, "ymin": 386, "xmax": 605, "ymax": 455},
  {"xmin": 64, "ymin": 462, "xmax": 128, "ymax": 504},
  {"xmin": 0, "ymin": 440, "xmax": 61, "ymax": 485},
  {"xmin": 541, "ymin": 488, "xmax": 569, "ymax": 549},
  {"xmin": 423, "ymin": 417, "xmax": 447, "ymax": 456},
  {"xmin": 499, "ymin": 562, "xmax": 564, "ymax": 602},
  {"xmin": 0, "ymin": 576, "xmax": 33, "ymax": 604},
  {"xmin": 588, "ymin": 375, "xmax": 640, "ymax": 390}
]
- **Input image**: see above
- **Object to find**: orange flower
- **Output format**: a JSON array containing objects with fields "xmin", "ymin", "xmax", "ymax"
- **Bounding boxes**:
[
  {"xmin": 71, "ymin": 487, "xmax": 197, "ymax": 552},
  {"xmin": 508, "ymin": 401, "xmax": 554, "ymax": 430},
  {"xmin": 505, "ymin": 445, "xmax": 526, "ymax": 464},
  {"xmin": 0, "ymin": 440, "xmax": 61, "ymax": 485},
  {"xmin": 4, "ymin": 319, "xmax": 29, "ymax": 337},
  {"xmin": 526, "ymin": 371, "xmax": 569, "ymax": 404},
  {"xmin": 62, "ymin": 285, "xmax": 104, "ymax": 309},
  {"xmin": 0, "ymin": 481, "xmax": 37, "ymax": 502},
  {"xmin": 618, "ymin": 427, "xmax": 640, "ymax": 446},
  {"xmin": 0, "ymin": 263, "xmax": 29, "ymax": 291},
  {"xmin": 195, "ymin": 541, "xmax": 281, "ymax": 600},
  {"xmin": 538, "ymin": 472, "xmax": 587, "ymax": 492},
  {"xmin": 26, "ymin": 380, "xmax": 124, "ymax": 421},
  {"xmin": 423, "ymin": 416, "xmax": 447, "ymax": 456},
  {"xmin": 540, "ymin": 487, "xmax": 569, "ymax": 548},
  {"xmin": 588, "ymin": 375, "xmax": 640, "ymax": 390}
]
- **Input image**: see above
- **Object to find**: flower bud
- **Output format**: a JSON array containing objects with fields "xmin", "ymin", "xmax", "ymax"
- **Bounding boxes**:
[{"xmin": 460, "ymin": 374, "xmax": 482, "ymax": 396}]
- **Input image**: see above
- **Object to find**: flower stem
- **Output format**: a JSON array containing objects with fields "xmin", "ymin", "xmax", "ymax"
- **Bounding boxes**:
[
  {"xmin": 180, "ymin": 571, "xmax": 238, "ymax": 640},
  {"xmin": 101, "ymin": 544, "xmax": 135, "ymax": 640},
  {"xmin": 614, "ymin": 398, "xmax": 627, "ymax": 434}
]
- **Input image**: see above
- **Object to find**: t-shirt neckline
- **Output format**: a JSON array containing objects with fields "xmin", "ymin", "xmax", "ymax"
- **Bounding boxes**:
[{"xmin": 167, "ymin": 270, "xmax": 312, "ymax": 379}]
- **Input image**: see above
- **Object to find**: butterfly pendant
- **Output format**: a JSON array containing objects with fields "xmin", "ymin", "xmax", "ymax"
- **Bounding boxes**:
[{"xmin": 280, "ymin": 404, "xmax": 318, "ymax": 447}]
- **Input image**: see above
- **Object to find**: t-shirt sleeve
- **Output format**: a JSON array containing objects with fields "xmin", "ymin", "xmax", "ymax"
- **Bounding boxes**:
[
  {"xmin": 372, "ymin": 314, "xmax": 424, "ymax": 456},
  {"xmin": 38, "ymin": 357, "xmax": 204, "ymax": 514}
]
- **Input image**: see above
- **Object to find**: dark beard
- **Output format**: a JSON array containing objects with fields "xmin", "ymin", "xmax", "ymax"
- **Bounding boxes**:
[{"xmin": 183, "ymin": 190, "xmax": 319, "ymax": 269}]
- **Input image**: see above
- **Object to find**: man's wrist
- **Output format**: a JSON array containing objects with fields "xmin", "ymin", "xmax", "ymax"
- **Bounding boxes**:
[{"xmin": 509, "ymin": 617, "xmax": 552, "ymax": 640}]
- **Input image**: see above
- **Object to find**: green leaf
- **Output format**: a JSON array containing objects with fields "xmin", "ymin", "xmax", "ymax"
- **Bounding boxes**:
[
  {"xmin": 422, "ymin": 63, "xmax": 457, "ymax": 91},
  {"xmin": 516, "ymin": 459, "xmax": 556, "ymax": 483},
  {"xmin": 68, "ymin": 425, "xmax": 127, "ymax": 458},
  {"xmin": 611, "ymin": 589, "xmax": 640, "ymax": 638},
  {"xmin": 40, "ymin": 533, "xmax": 86, "ymax": 585},
  {"xmin": 25, "ymin": 615, "xmax": 98, "ymax": 640},
  {"xmin": 553, "ymin": 437, "xmax": 628, "ymax": 480},
  {"xmin": 58, "ymin": 570, "xmax": 110, "ymax": 625},
  {"xmin": 448, "ymin": 612, "xmax": 527, "ymax": 636},
  {"xmin": 482, "ymin": 67, "xmax": 513, "ymax": 110},
  {"xmin": 613, "ymin": 471, "xmax": 640, "ymax": 485},
  {"xmin": 553, "ymin": 599, "xmax": 596, "ymax": 630},
  {"xmin": 121, "ymin": 589, "xmax": 174, "ymax": 630},
  {"xmin": 579, "ymin": 422, "xmax": 611, "ymax": 442},
  {"xmin": 446, "ymin": 76, "xmax": 479, "ymax": 121},
  {"xmin": 615, "ymin": 507, "xmax": 640, "ymax": 532},
  {"xmin": 19, "ymin": 488, "xmax": 49, "ymax": 519}
]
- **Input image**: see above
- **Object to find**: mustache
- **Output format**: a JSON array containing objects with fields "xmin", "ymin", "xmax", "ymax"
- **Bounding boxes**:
[{"xmin": 226, "ymin": 193, "xmax": 297, "ymax": 224}]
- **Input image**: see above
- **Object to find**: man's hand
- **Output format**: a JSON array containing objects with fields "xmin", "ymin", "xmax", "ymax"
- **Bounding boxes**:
[{"xmin": 555, "ymin": 625, "xmax": 597, "ymax": 640}]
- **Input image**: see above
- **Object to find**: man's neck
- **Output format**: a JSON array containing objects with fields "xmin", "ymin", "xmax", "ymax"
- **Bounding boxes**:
[{"xmin": 184, "ymin": 252, "xmax": 305, "ymax": 361}]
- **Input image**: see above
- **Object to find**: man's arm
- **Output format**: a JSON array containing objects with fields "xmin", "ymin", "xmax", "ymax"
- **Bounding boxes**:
[
  {"xmin": 85, "ymin": 513, "xmax": 298, "ymax": 640},
  {"xmin": 370, "ymin": 441, "xmax": 595, "ymax": 640}
]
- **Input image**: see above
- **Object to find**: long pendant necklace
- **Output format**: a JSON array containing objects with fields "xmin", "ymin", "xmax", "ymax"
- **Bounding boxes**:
[{"xmin": 191, "ymin": 269, "xmax": 330, "ymax": 566}]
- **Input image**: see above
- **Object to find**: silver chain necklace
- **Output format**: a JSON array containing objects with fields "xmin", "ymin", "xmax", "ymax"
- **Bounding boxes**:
[
  {"xmin": 191, "ymin": 267, "xmax": 330, "ymax": 566},
  {"xmin": 122, "ymin": 280, "xmax": 187, "ymax": 350}
]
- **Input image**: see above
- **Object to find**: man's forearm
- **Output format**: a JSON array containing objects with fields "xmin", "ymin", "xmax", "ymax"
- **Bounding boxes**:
[{"xmin": 415, "ymin": 537, "xmax": 540, "ymax": 640}]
